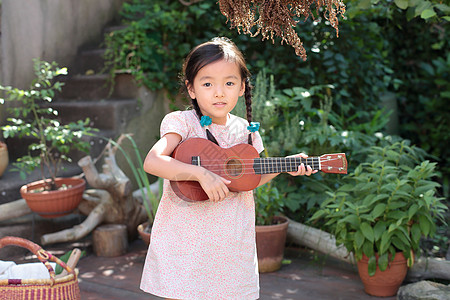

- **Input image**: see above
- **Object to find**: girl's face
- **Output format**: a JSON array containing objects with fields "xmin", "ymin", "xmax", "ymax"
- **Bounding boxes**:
[{"xmin": 186, "ymin": 59, "xmax": 245, "ymax": 125}]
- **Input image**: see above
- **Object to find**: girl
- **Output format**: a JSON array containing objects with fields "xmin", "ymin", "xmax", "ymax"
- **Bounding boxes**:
[{"xmin": 140, "ymin": 37, "xmax": 315, "ymax": 300}]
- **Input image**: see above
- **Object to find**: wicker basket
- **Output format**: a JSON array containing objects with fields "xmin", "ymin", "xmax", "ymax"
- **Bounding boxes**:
[{"xmin": 0, "ymin": 237, "xmax": 80, "ymax": 300}]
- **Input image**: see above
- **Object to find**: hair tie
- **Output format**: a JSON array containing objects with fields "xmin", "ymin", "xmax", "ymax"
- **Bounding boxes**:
[
  {"xmin": 200, "ymin": 115, "xmax": 212, "ymax": 127},
  {"xmin": 247, "ymin": 122, "xmax": 260, "ymax": 133}
]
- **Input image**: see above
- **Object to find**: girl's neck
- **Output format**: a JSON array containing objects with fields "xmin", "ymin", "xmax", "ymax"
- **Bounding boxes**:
[
  {"xmin": 199, "ymin": 111, "xmax": 230, "ymax": 126},
  {"xmin": 211, "ymin": 115, "xmax": 229, "ymax": 126}
]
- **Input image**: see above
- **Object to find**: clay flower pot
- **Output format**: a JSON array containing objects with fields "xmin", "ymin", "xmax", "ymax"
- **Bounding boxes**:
[
  {"xmin": 357, "ymin": 252, "xmax": 408, "ymax": 297},
  {"xmin": 137, "ymin": 222, "xmax": 151, "ymax": 246},
  {"xmin": 20, "ymin": 177, "xmax": 86, "ymax": 218},
  {"xmin": 255, "ymin": 216, "xmax": 289, "ymax": 273},
  {"xmin": 0, "ymin": 142, "xmax": 8, "ymax": 177}
]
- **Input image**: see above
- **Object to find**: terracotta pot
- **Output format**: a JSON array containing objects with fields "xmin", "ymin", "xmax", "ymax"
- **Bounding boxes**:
[
  {"xmin": 20, "ymin": 177, "xmax": 86, "ymax": 218},
  {"xmin": 137, "ymin": 221, "xmax": 151, "ymax": 246},
  {"xmin": 357, "ymin": 252, "xmax": 408, "ymax": 297},
  {"xmin": 0, "ymin": 142, "xmax": 8, "ymax": 177},
  {"xmin": 255, "ymin": 216, "xmax": 289, "ymax": 273}
]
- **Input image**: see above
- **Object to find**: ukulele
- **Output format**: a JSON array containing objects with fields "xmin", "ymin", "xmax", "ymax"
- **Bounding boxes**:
[{"xmin": 170, "ymin": 138, "xmax": 347, "ymax": 202}]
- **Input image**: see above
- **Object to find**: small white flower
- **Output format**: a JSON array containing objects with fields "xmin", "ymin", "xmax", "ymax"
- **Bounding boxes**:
[{"xmin": 375, "ymin": 132, "xmax": 384, "ymax": 139}]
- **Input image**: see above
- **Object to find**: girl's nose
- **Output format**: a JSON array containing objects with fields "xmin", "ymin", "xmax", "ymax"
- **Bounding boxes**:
[{"xmin": 215, "ymin": 87, "xmax": 225, "ymax": 98}]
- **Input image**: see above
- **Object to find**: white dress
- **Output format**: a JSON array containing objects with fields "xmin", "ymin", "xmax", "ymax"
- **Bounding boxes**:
[{"xmin": 140, "ymin": 110, "xmax": 264, "ymax": 299}]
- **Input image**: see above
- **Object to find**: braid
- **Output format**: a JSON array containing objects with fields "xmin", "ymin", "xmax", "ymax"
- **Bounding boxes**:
[
  {"xmin": 244, "ymin": 78, "xmax": 253, "ymax": 145},
  {"xmin": 191, "ymin": 98, "xmax": 219, "ymax": 146},
  {"xmin": 191, "ymin": 99, "xmax": 203, "ymax": 119}
]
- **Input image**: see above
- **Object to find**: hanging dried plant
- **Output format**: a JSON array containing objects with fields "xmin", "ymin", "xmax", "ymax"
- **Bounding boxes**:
[{"xmin": 218, "ymin": 0, "xmax": 346, "ymax": 60}]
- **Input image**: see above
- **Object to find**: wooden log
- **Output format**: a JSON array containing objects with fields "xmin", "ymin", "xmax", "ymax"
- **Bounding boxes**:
[
  {"xmin": 92, "ymin": 224, "xmax": 128, "ymax": 257},
  {"xmin": 0, "ymin": 199, "xmax": 32, "ymax": 222},
  {"xmin": 286, "ymin": 219, "xmax": 450, "ymax": 281},
  {"xmin": 41, "ymin": 200, "xmax": 107, "ymax": 245},
  {"xmin": 286, "ymin": 218, "xmax": 355, "ymax": 264},
  {"xmin": 406, "ymin": 257, "xmax": 450, "ymax": 281}
]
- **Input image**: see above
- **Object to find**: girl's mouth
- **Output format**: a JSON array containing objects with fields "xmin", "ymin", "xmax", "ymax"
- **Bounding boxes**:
[{"xmin": 213, "ymin": 102, "xmax": 227, "ymax": 107}]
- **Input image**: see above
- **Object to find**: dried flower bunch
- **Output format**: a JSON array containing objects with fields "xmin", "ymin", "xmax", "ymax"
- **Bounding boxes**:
[{"xmin": 218, "ymin": 0, "xmax": 346, "ymax": 60}]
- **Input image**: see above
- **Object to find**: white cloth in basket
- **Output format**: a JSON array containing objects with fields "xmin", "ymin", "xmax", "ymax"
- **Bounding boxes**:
[{"xmin": 0, "ymin": 261, "xmax": 56, "ymax": 280}]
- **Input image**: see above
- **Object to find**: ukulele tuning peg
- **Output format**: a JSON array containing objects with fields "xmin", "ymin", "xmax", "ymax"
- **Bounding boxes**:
[{"xmin": 328, "ymin": 166, "xmax": 333, "ymax": 170}]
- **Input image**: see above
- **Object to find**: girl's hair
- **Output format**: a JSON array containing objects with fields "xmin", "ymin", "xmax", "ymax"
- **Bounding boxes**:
[{"xmin": 181, "ymin": 37, "xmax": 254, "ymax": 145}]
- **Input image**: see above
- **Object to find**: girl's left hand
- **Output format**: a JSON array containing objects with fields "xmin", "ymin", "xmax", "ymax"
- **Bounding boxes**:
[{"xmin": 287, "ymin": 153, "xmax": 318, "ymax": 176}]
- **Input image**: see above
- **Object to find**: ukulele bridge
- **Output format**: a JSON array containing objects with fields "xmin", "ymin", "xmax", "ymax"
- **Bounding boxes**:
[{"xmin": 192, "ymin": 156, "xmax": 201, "ymax": 166}]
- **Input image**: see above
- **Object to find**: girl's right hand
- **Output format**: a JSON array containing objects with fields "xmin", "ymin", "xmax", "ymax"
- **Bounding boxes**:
[{"xmin": 197, "ymin": 169, "xmax": 231, "ymax": 202}]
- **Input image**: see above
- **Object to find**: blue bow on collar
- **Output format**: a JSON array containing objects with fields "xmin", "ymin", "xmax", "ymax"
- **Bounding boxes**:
[
  {"xmin": 247, "ymin": 122, "xmax": 260, "ymax": 133},
  {"xmin": 200, "ymin": 115, "xmax": 212, "ymax": 127}
]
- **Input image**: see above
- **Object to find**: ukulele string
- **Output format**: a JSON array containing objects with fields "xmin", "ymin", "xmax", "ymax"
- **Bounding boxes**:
[
  {"xmin": 193, "ymin": 162, "xmax": 344, "ymax": 173},
  {"xmin": 196, "ymin": 156, "xmax": 343, "ymax": 166},
  {"xmin": 197, "ymin": 157, "xmax": 343, "ymax": 163}
]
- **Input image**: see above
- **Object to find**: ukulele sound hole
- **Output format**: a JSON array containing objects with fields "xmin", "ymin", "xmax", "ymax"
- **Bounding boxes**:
[{"xmin": 225, "ymin": 158, "xmax": 243, "ymax": 178}]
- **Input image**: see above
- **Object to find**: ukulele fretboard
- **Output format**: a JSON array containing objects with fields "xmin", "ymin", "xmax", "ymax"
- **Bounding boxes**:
[{"xmin": 253, "ymin": 157, "xmax": 320, "ymax": 175}]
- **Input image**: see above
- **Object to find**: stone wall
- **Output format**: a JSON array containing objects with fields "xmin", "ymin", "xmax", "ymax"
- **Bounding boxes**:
[{"xmin": 0, "ymin": 0, "xmax": 126, "ymax": 122}]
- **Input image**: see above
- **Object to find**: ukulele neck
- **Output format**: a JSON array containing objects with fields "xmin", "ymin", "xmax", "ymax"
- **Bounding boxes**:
[{"xmin": 253, "ymin": 157, "xmax": 320, "ymax": 175}]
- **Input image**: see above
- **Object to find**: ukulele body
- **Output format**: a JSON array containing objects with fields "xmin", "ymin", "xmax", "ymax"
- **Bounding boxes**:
[{"xmin": 170, "ymin": 138, "xmax": 261, "ymax": 202}]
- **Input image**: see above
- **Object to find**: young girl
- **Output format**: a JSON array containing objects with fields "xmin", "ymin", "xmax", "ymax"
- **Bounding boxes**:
[{"xmin": 140, "ymin": 37, "xmax": 315, "ymax": 300}]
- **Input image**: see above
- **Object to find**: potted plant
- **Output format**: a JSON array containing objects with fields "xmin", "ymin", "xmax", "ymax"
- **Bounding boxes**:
[
  {"xmin": 254, "ymin": 181, "xmax": 289, "ymax": 273},
  {"xmin": 310, "ymin": 141, "xmax": 447, "ymax": 297},
  {"xmin": 136, "ymin": 177, "xmax": 163, "ymax": 245},
  {"xmin": 0, "ymin": 59, "xmax": 97, "ymax": 218},
  {"xmin": 108, "ymin": 133, "xmax": 163, "ymax": 245}
]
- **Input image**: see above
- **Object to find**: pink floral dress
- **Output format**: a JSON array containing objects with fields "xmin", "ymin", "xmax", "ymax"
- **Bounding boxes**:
[{"xmin": 140, "ymin": 110, "xmax": 264, "ymax": 300}]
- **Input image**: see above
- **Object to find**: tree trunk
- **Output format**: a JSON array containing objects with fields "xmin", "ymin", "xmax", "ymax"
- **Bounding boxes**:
[
  {"xmin": 0, "ymin": 199, "xmax": 32, "ymax": 222},
  {"xmin": 92, "ymin": 224, "xmax": 128, "ymax": 257},
  {"xmin": 40, "ymin": 134, "xmax": 148, "ymax": 245},
  {"xmin": 286, "ymin": 219, "xmax": 450, "ymax": 281}
]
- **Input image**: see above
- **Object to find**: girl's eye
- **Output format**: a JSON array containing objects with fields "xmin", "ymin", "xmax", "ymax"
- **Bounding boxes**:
[
  {"xmin": 203, "ymin": 83, "xmax": 212, "ymax": 87},
  {"xmin": 226, "ymin": 82, "xmax": 235, "ymax": 86}
]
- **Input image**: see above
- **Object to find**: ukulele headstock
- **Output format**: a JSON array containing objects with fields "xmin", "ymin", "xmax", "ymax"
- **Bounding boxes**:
[{"xmin": 319, "ymin": 153, "xmax": 347, "ymax": 174}]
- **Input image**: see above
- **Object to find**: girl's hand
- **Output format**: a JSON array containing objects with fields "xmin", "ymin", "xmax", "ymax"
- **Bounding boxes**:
[
  {"xmin": 287, "ymin": 153, "xmax": 318, "ymax": 177},
  {"xmin": 197, "ymin": 169, "xmax": 231, "ymax": 202}
]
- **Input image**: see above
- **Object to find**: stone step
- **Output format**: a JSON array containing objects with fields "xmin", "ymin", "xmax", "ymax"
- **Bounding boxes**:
[
  {"xmin": 50, "ymin": 99, "xmax": 138, "ymax": 131},
  {"xmin": 4, "ymin": 128, "xmax": 116, "ymax": 161},
  {"xmin": 73, "ymin": 48, "xmax": 107, "ymax": 75},
  {"xmin": 57, "ymin": 73, "xmax": 137, "ymax": 100}
]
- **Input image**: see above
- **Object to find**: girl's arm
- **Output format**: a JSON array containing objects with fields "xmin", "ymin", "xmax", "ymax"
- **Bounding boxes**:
[
  {"xmin": 257, "ymin": 154, "xmax": 316, "ymax": 187},
  {"xmin": 143, "ymin": 133, "xmax": 230, "ymax": 202}
]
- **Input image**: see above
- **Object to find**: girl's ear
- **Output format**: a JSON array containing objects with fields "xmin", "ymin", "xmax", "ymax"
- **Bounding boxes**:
[
  {"xmin": 185, "ymin": 80, "xmax": 196, "ymax": 99},
  {"xmin": 239, "ymin": 80, "xmax": 245, "ymax": 97}
]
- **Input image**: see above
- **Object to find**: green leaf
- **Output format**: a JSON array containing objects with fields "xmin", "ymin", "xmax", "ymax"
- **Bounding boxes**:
[
  {"xmin": 372, "ymin": 203, "xmax": 386, "ymax": 219},
  {"xmin": 373, "ymin": 222, "xmax": 386, "ymax": 241},
  {"xmin": 368, "ymin": 256, "xmax": 377, "ymax": 276},
  {"xmin": 338, "ymin": 215, "xmax": 360, "ymax": 227},
  {"xmin": 363, "ymin": 241, "xmax": 374, "ymax": 258},
  {"xmin": 421, "ymin": 8, "xmax": 436, "ymax": 19},
  {"xmin": 360, "ymin": 222, "xmax": 375, "ymax": 242},
  {"xmin": 419, "ymin": 215, "xmax": 431, "ymax": 236},
  {"xmin": 408, "ymin": 204, "xmax": 419, "ymax": 220},
  {"xmin": 394, "ymin": 0, "xmax": 409, "ymax": 9},
  {"xmin": 378, "ymin": 253, "xmax": 389, "ymax": 271},
  {"xmin": 380, "ymin": 231, "xmax": 392, "ymax": 254},
  {"xmin": 358, "ymin": 0, "xmax": 372, "ymax": 9},
  {"xmin": 355, "ymin": 230, "xmax": 365, "ymax": 249}
]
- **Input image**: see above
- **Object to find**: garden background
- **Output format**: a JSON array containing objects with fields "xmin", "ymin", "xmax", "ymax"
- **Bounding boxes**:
[{"xmin": 103, "ymin": 0, "xmax": 449, "ymax": 258}]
